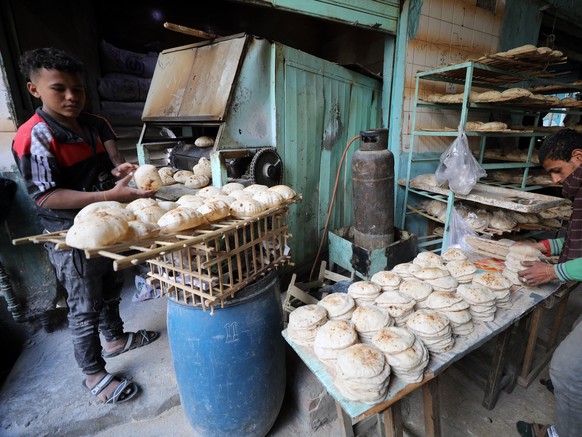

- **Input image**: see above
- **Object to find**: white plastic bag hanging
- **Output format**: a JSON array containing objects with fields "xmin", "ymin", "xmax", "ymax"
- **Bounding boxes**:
[
  {"xmin": 446, "ymin": 206, "xmax": 479, "ymax": 252},
  {"xmin": 435, "ymin": 127, "xmax": 487, "ymax": 195}
]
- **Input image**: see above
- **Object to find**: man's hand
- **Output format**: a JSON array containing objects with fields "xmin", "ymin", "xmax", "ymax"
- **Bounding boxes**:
[
  {"xmin": 512, "ymin": 241, "xmax": 548, "ymax": 255},
  {"xmin": 517, "ymin": 261, "xmax": 556, "ymax": 286}
]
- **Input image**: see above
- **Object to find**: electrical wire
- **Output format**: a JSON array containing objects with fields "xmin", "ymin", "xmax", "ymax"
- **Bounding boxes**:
[{"xmin": 309, "ymin": 134, "xmax": 360, "ymax": 280}]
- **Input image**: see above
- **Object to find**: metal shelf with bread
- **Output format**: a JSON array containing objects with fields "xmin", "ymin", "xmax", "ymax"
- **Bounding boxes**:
[{"xmin": 399, "ymin": 44, "xmax": 581, "ymax": 253}]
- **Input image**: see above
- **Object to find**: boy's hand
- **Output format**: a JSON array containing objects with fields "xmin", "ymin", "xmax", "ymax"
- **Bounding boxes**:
[
  {"xmin": 112, "ymin": 162, "xmax": 139, "ymax": 179},
  {"xmin": 108, "ymin": 172, "xmax": 157, "ymax": 202}
]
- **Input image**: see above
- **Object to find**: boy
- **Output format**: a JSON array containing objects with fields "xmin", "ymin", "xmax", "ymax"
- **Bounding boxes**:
[
  {"xmin": 516, "ymin": 128, "xmax": 582, "ymax": 437},
  {"xmin": 12, "ymin": 47, "xmax": 158, "ymax": 404}
]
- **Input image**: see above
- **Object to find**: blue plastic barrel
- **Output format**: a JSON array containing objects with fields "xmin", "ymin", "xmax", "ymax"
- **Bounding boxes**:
[{"xmin": 167, "ymin": 271, "xmax": 286, "ymax": 437}]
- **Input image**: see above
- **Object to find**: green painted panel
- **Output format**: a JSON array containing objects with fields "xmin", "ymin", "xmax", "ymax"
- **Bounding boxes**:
[
  {"xmin": 266, "ymin": 0, "xmax": 399, "ymax": 34},
  {"xmin": 275, "ymin": 44, "xmax": 382, "ymax": 269}
]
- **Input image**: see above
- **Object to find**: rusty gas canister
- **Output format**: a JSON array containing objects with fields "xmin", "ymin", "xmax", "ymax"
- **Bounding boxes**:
[{"xmin": 351, "ymin": 128, "xmax": 394, "ymax": 249}]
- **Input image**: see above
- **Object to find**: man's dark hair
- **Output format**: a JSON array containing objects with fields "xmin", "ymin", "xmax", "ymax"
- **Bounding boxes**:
[
  {"xmin": 19, "ymin": 47, "xmax": 84, "ymax": 81},
  {"xmin": 538, "ymin": 128, "xmax": 582, "ymax": 164}
]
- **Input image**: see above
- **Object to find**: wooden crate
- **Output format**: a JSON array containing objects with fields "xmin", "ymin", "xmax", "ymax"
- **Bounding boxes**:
[{"xmin": 147, "ymin": 206, "xmax": 292, "ymax": 312}]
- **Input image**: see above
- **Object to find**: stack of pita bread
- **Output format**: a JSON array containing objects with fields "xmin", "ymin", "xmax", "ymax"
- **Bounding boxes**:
[
  {"xmin": 348, "ymin": 281, "xmax": 382, "ymax": 306},
  {"xmin": 446, "ymin": 260, "xmax": 477, "ymax": 284},
  {"xmin": 414, "ymin": 267, "xmax": 458, "ymax": 292},
  {"xmin": 287, "ymin": 304, "xmax": 328, "ymax": 346},
  {"xmin": 373, "ymin": 326, "xmax": 429, "ymax": 383},
  {"xmin": 442, "ymin": 247, "xmax": 468, "ymax": 263},
  {"xmin": 503, "ymin": 244, "xmax": 543, "ymax": 286},
  {"xmin": 375, "ymin": 290, "xmax": 417, "ymax": 326},
  {"xmin": 351, "ymin": 305, "xmax": 394, "ymax": 344},
  {"xmin": 399, "ymin": 279, "xmax": 433, "ymax": 309},
  {"xmin": 334, "ymin": 343, "xmax": 391, "ymax": 404},
  {"xmin": 314, "ymin": 320, "xmax": 359, "ymax": 365},
  {"xmin": 412, "ymin": 252, "xmax": 445, "ymax": 268},
  {"xmin": 425, "ymin": 291, "xmax": 474, "ymax": 336},
  {"xmin": 391, "ymin": 263, "xmax": 421, "ymax": 280},
  {"xmin": 318, "ymin": 292, "xmax": 357, "ymax": 321},
  {"xmin": 472, "ymin": 272, "xmax": 513, "ymax": 308},
  {"xmin": 406, "ymin": 309, "xmax": 455, "ymax": 353},
  {"xmin": 371, "ymin": 271, "xmax": 402, "ymax": 292},
  {"xmin": 456, "ymin": 283, "xmax": 497, "ymax": 322}
]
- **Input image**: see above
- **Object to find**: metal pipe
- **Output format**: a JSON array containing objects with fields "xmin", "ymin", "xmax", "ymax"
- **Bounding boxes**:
[{"xmin": 0, "ymin": 261, "xmax": 26, "ymax": 322}]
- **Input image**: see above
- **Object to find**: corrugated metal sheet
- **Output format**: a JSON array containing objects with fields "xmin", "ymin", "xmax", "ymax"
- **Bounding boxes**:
[{"xmin": 242, "ymin": 0, "xmax": 400, "ymax": 34}]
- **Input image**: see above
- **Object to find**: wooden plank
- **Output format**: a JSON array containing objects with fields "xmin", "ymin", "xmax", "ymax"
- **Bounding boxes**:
[
  {"xmin": 381, "ymin": 403, "xmax": 403, "ymax": 437},
  {"xmin": 482, "ymin": 327, "xmax": 513, "ymax": 410},
  {"xmin": 336, "ymin": 403, "xmax": 355, "ymax": 437},
  {"xmin": 422, "ymin": 378, "xmax": 440, "ymax": 437}
]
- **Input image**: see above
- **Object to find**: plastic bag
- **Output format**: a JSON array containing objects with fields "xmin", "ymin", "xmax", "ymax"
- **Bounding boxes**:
[
  {"xmin": 435, "ymin": 128, "xmax": 486, "ymax": 195},
  {"xmin": 446, "ymin": 206, "xmax": 479, "ymax": 252},
  {"xmin": 132, "ymin": 274, "xmax": 161, "ymax": 302}
]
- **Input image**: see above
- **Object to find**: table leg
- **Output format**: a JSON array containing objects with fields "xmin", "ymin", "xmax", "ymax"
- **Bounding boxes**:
[
  {"xmin": 483, "ymin": 325, "xmax": 513, "ymax": 409},
  {"xmin": 336, "ymin": 401, "xmax": 355, "ymax": 437},
  {"xmin": 380, "ymin": 402, "xmax": 403, "ymax": 437},
  {"xmin": 422, "ymin": 378, "xmax": 441, "ymax": 437},
  {"xmin": 547, "ymin": 293, "xmax": 570, "ymax": 352},
  {"xmin": 518, "ymin": 305, "xmax": 543, "ymax": 386}
]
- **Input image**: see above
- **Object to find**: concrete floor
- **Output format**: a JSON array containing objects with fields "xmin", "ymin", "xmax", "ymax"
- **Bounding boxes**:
[{"xmin": 0, "ymin": 266, "xmax": 578, "ymax": 437}]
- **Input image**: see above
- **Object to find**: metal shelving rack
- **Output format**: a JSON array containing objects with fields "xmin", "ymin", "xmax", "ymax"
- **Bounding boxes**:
[{"xmin": 400, "ymin": 60, "xmax": 582, "ymax": 252}]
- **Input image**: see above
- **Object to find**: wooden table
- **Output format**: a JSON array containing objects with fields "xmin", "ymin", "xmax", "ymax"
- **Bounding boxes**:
[{"xmin": 282, "ymin": 279, "xmax": 564, "ymax": 437}]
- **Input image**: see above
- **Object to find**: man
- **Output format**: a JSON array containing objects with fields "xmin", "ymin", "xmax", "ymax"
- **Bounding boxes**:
[{"xmin": 516, "ymin": 128, "xmax": 582, "ymax": 437}]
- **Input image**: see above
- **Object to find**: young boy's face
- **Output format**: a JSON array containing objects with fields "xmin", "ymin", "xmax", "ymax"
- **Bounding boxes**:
[
  {"xmin": 26, "ymin": 68, "xmax": 86, "ymax": 122},
  {"xmin": 543, "ymin": 149, "xmax": 582, "ymax": 184}
]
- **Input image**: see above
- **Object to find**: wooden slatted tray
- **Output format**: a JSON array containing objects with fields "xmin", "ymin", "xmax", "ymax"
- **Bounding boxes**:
[{"xmin": 13, "ymin": 197, "xmax": 301, "ymax": 311}]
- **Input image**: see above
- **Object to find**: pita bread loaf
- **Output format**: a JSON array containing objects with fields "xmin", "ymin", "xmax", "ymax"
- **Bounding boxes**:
[
  {"xmin": 158, "ymin": 166, "xmax": 174, "ymax": 178},
  {"xmin": 287, "ymin": 304, "xmax": 328, "ymax": 346},
  {"xmin": 197, "ymin": 200, "xmax": 230, "ymax": 222},
  {"xmin": 314, "ymin": 320, "xmax": 358, "ymax": 364},
  {"xmin": 269, "ymin": 185, "xmax": 296, "ymax": 200},
  {"xmin": 391, "ymin": 263, "xmax": 421, "ymax": 279},
  {"xmin": 66, "ymin": 215, "xmax": 128, "ymax": 249},
  {"xmin": 472, "ymin": 272, "xmax": 512, "ymax": 291},
  {"xmin": 74, "ymin": 201, "xmax": 125, "ymax": 223},
  {"xmin": 442, "ymin": 248, "xmax": 467, "ymax": 263},
  {"xmin": 474, "ymin": 90, "xmax": 502, "ymax": 103},
  {"xmin": 335, "ymin": 344, "xmax": 391, "ymax": 403},
  {"xmin": 370, "ymin": 271, "xmax": 402, "ymax": 291},
  {"xmin": 413, "ymin": 267, "xmax": 449, "ymax": 281},
  {"xmin": 399, "ymin": 279, "xmax": 433, "ymax": 307},
  {"xmin": 134, "ymin": 205, "xmax": 166, "ymax": 224},
  {"xmin": 478, "ymin": 121, "xmax": 508, "ymax": 131},
  {"xmin": 507, "ymin": 44, "xmax": 537, "ymax": 55},
  {"xmin": 446, "ymin": 260, "xmax": 477, "ymax": 283},
  {"xmin": 221, "ymin": 182, "xmax": 245, "ymax": 195},
  {"xmin": 413, "ymin": 252, "xmax": 445, "ymax": 268},
  {"xmin": 173, "ymin": 170, "xmax": 194, "ymax": 183},
  {"xmin": 348, "ymin": 281, "xmax": 382, "ymax": 306},
  {"xmin": 465, "ymin": 121, "xmax": 484, "ymax": 131},
  {"xmin": 229, "ymin": 198, "xmax": 266, "ymax": 219},
  {"xmin": 133, "ymin": 164, "xmax": 163, "ymax": 191},
  {"xmin": 501, "ymin": 88, "xmax": 533, "ymax": 99},
  {"xmin": 318, "ymin": 293, "xmax": 356, "ymax": 321},
  {"xmin": 125, "ymin": 198, "xmax": 158, "ymax": 212},
  {"xmin": 374, "ymin": 291, "xmax": 416, "ymax": 326},
  {"xmin": 91, "ymin": 207, "xmax": 135, "ymax": 223},
  {"xmin": 157, "ymin": 207, "xmax": 205, "ymax": 234},
  {"xmin": 184, "ymin": 175, "xmax": 210, "ymax": 189},
  {"xmin": 253, "ymin": 190, "xmax": 284, "ymax": 209},
  {"xmin": 123, "ymin": 220, "xmax": 161, "ymax": 241},
  {"xmin": 243, "ymin": 184, "xmax": 269, "ymax": 194},
  {"xmin": 406, "ymin": 309, "xmax": 455, "ymax": 353},
  {"xmin": 351, "ymin": 306, "xmax": 393, "ymax": 344}
]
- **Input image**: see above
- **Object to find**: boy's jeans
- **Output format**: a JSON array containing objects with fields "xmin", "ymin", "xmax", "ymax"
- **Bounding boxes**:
[{"xmin": 45, "ymin": 243, "xmax": 125, "ymax": 375}]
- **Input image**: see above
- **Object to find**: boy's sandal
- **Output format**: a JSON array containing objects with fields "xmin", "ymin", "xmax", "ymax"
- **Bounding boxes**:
[
  {"xmin": 84, "ymin": 373, "xmax": 139, "ymax": 405},
  {"xmin": 516, "ymin": 421, "xmax": 551, "ymax": 437},
  {"xmin": 102, "ymin": 330, "xmax": 159, "ymax": 358}
]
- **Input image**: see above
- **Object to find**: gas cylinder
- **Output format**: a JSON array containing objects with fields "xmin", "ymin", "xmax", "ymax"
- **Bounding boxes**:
[{"xmin": 351, "ymin": 128, "xmax": 394, "ymax": 249}]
